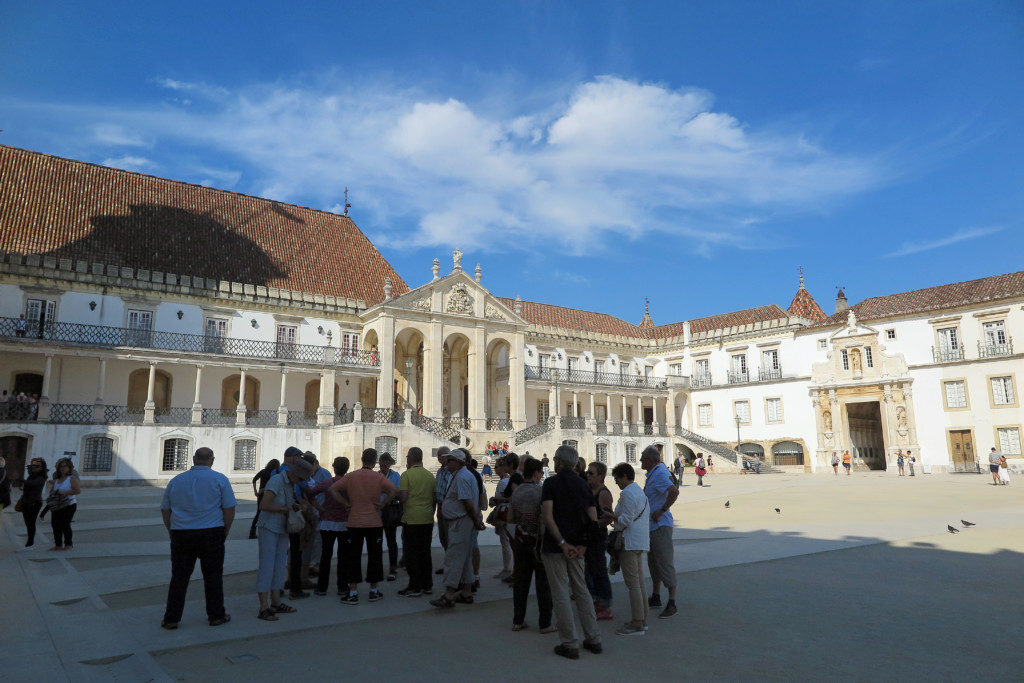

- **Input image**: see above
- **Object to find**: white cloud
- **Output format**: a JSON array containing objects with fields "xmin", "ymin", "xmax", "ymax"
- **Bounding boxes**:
[
  {"xmin": 101, "ymin": 155, "xmax": 156, "ymax": 172},
  {"xmin": 884, "ymin": 226, "xmax": 1003, "ymax": 258},
  {"xmin": 92, "ymin": 123, "xmax": 146, "ymax": 146},
  {"xmin": 60, "ymin": 74, "xmax": 880, "ymax": 254}
]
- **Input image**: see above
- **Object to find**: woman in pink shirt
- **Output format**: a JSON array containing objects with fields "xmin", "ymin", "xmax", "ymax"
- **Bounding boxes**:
[{"xmin": 330, "ymin": 448, "xmax": 398, "ymax": 605}]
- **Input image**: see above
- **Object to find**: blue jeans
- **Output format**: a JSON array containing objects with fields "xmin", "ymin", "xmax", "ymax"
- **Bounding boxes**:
[
  {"xmin": 584, "ymin": 538, "xmax": 613, "ymax": 608},
  {"xmin": 256, "ymin": 527, "xmax": 289, "ymax": 593}
]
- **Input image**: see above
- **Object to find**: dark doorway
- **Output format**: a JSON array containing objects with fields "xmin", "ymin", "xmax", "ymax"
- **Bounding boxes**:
[
  {"xmin": 14, "ymin": 372, "xmax": 43, "ymax": 397},
  {"xmin": 643, "ymin": 407, "xmax": 654, "ymax": 425},
  {"xmin": 846, "ymin": 401, "xmax": 886, "ymax": 470},
  {"xmin": 0, "ymin": 435, "xmax": 29, "ymax": 487}
]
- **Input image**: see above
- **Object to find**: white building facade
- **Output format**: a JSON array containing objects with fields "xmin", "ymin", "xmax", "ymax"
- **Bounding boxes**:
[{"xmin": 1, "ymin": 146, "xmax": 1021, "ymax": 484}]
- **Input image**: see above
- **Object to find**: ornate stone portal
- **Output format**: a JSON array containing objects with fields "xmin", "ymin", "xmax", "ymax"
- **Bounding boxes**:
[{"xmin": 810, "ymin": 318, "xmax": 920, "ymax": 471}]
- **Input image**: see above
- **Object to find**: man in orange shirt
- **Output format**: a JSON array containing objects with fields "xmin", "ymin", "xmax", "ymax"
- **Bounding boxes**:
[
  {"xmin": 330, "ymin": 448, "xmax": 398, "ymax": 605},
  {"xmin": 842, "ymin": 450, "xmax": 852, "ymax": 475}
]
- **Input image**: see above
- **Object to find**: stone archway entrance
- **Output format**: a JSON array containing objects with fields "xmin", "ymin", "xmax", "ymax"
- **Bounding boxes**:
[{"xmin": 846, "ymin": 401, "xmax": 886, "ymax": 470}]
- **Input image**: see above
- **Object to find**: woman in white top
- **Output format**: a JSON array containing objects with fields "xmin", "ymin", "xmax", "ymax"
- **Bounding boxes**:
[
  {"xmin": 608, "ymin": 462, "xmax": 650, "ymax": 636},
  {"xmin": 998, "ymin": 455, "xmax": 1011, "ymax": 485},
  {"xmin": 45, "ymin": 457, "xmax": 81, "ymax": 550}
]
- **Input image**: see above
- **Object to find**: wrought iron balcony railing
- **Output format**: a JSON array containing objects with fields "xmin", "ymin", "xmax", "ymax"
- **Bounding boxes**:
[
  {"xmin": 155, "ymin": 407, "xmax": 193, "ymax": 424},
  {"xmin": 49, "ymin": 403, "xmax": 93, "ymax": 424},
  {"xmin": 412, "ymin": 413, "xmax": 461, "ymax": 444},
  {"xmin": 514, "ymin": 416, "xmax": 555, "ymax": 445},
  {"xmin": 0, "ymin": 317, "xmax": 379, "ymax": 368},
  {"xmin": 560, "ymin": 416, "xmax": 585, "ymax": 430},
  {"xmin": 596, "ymin": 421, "xmax": 607, "ymax": 435},
  {"xmin": 203, "ymin": 408, "xmax": 236, "ymax": 425},
  {"xmin": 442, "ymin": 416, "xmax": 470, "ymax": 430},
  {"xmin": 524, "ymin": 365, "xmax": 668, "ymax": 390},
  {"xmin": 932, "ymin": 346, "xmax": 964, "ymax": 363},
  {"xmin": 758, "ymin": 367, "xmax": 783, "ymax": 381},
  {"xmin": 727, "ymin": 370, "xmax": 750, "ymax": 385},
  {"xmin": 486, "ymin": 418, "xmax": 513, "ymax": 431},
  {"xmin": 692, "ymin": 374, "xmax": 713, "ymax": 388},
  {"xmin": 245, "ymin": 409, "xmax": 279, "ymax": 426},
  {"xmin": 287, "ymin": 410, "xmax": 319, "ymax": 427},
  {"xmin": 105, "ymin": 405, "xmax": 144, "ymax": 424},
  {"xmin": 978, "ymin": 338, "xmax": 1013, "ymax": 358}
]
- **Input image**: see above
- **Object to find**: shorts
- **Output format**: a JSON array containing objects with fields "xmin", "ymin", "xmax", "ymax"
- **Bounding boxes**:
[
  {"xmin": 990, "ymin": 464, "xmax": 1000, "ymax": 474},
  {"xmin": 843, "ymin": 463, "xmax": 851, "ymax": 470}
]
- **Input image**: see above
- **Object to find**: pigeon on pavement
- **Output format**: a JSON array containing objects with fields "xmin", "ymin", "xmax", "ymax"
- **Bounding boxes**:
[
  {"xmin": 961, "ymin": 520, "xmax": 976, "ymax": 527},
  {"xmin": 724, "ymin": 501, "xmax": 730, "ymax": 508},
  {"xmin": 774, "ymin": 508, "xmax": 781, "ymax": 514},
  {"xmin": 947, "ymin": 525, "xmax": 959, "ymax": 534}
]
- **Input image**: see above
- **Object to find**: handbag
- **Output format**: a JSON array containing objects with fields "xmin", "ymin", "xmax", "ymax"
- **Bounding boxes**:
[
  {"xmin": 46, "ymin": 490, "xmax": 70, "ymax": 511},
  {"xmin": 284, "ymin": 485, "xmax": 305, "ymax": 534},
  {"xmin": 606, "ymin": 499, "xmax": 648, "ymax": 557}
]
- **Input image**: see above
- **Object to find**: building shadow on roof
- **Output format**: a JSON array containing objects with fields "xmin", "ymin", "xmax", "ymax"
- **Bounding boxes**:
[{"xmin": 43, "ymin": 204, "xmax": 289, "ymax": 284}]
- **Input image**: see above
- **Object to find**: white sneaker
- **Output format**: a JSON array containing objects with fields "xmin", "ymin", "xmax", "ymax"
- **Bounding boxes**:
[{"xmin": 17, "ymin": 545, "xmax": 35, "ymax": 552}]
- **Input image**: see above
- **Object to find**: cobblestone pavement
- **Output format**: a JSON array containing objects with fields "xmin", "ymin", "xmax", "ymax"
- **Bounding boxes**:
[{"xmin": 3, "ymin": 472, "xmax": 1021, "ymax": 681}]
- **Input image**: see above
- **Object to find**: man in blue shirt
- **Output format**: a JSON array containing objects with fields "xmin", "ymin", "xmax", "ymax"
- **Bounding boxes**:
[
  {"xmin": 160, "ymin": 447, "xmax": 236, "ymax": 629},
  {"xmin": 641, "ymin": 445, "xmax": 679, "ymax": 619}
]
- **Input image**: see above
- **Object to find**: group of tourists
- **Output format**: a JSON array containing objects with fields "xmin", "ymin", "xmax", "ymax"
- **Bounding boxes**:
[
  {"xmin": 156, "ymin": 440, "xmax": 682, "ymax": 658},
  {"xmin": 4, "ymin": 455, "xmax": 81, "ymax": 550},
  {"xmin": 0, "ymin": 390, "xmax": 40, "ymax": 421}
]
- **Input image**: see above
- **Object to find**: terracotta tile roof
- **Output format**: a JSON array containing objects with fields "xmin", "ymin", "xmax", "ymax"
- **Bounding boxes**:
[
  {"xmin": 688, "ymin": 304, "xmax": 791, "ymax": 334},
  {"xmin": 497, "ymin": 297, "xmax": 646, "ymax": 337},
  {"xmin": 0, "ymin": 145, "xmax": 408, "ymax": 305},
  {"xmin": 815, "ymin": 270, "xmax": 1024, "ymax": 327},
  {"xmin": 787, "ymin": 285, "xmax": 827, "ymax": 321}
]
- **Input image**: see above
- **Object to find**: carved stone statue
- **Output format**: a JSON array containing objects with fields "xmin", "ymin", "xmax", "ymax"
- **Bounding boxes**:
[
  {"xmin": 474, "ymin": 263, "xmax": 482, "ymax": 283},
  {"xmin": 383, "ymin": 277, "xmax": 393, "ymax": 300},
  {"xmin": 446, "ymin": 283, "xmax": 473, "ymax": 314},
  {"xmin": 851, "ymin": 348, "xmax": 862, "ymax": 372},
  {"xmin": 431, "ymin": 258, "xmax": 440, "ymax": 281},
  {"xmin": 514, "ymin": 295, "xmax": 522, "ymax": 316},
  {"xmin": 822, "ymin": 408, "xmax": 833, "ymax": 432},
  {"xmin": 896, "ymin": 405, "xmax": 907, "ymax": 431},
  {"xmin": 452, "ymin": 247, "xmax": 463, "ymax": 271},
  {"xmin": 847, "ymin": 309, "xmax": 857, "ymax": 329}
]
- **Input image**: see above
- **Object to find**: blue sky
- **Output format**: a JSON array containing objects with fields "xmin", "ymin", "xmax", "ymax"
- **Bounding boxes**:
[{"xmin": 2, "ymin": 1, "xmax": 1022, "ymax": 324}]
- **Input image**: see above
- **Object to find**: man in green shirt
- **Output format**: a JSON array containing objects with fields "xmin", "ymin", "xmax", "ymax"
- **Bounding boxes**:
[{"xmin": 398, "ymin": 447, "xmax": 437, "ymax": 596}]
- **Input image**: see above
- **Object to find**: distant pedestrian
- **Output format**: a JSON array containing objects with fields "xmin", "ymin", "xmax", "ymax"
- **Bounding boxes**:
[
  {"xmin": 307, "ymin": 456, "xmax": 350, "ymax": 596},
  {"xmin": 896, "ymin": 451, "xmax": 905, "ymax": 476},
  {"xmin": 249, "ymin": 458, "xmax": 281, "ymax": 539},
  {"xmin": 998, "ymin": 454, "xmax": 1010, "ymax": 485},
  {"xmin": 989, "ymin": 448, "xmax": 1004, "ymax": 485},
  {"xmin": 18, "ymin": 458, "xmax": 48, "ymax": 550},
  {"xmin": 398, "ymin": 447, "xmax": 436, "ymax": 597},
  {"xmin": 330, "ymin": 448, "xmax": 397, "ymax": 605},
  {"xmin": 45, "ymin": 457, "xmax": 80, "ymax": 550},
  {"xmin": 609, "ymin": 463, "xmax": 650, "ymax": 636},
  {"xmin": 15, "ymin": 313, "xmax": 27, "ymax": 337},
  {"xmin": 641, "ymin": 445, "xmax": 678, "ymax": 619},
  {"xmin": 672, "ymin": 454, "xmax": 683, "ymax": 486},
  {"xmin": 160, "ymin": 447, "xmax": 236, "ymax": 629},
  {"xmin": 584, "ymin": 461, "xmax": 614, "ymax": 621},
  {"xmin": 842, "ymin": 450, "xmax": 852, "ymax": 475},
  {"xmin": 907, "ymin": 450, "xmax": 916, "ymax": 477},
  {"xmin": 540, "ymin": 445, "xmax": 602, "ymax": 659},
  {"xmin": 831, "ymin": 452, "xmax": 840, "ymax": 475},
  {"xmin": 694, "ymin": 452, "xmax": 706, "ymax": 486}
]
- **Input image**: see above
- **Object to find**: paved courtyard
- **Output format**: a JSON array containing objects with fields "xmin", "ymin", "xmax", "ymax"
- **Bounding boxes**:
[{"xmin": 3, "ymin": 470, "xmax": 1022, "ymax": 682}]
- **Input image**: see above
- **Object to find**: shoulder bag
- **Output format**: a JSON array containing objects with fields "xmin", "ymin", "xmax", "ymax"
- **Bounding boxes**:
[{"xmin": 284, "ymin": 484, "xmax": 305, "ymax": 534}]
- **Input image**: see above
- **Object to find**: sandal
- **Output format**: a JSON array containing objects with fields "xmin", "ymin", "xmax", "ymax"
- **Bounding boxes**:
[
  {"xmin": 272, "ymin": 602, "xmax": 296, "ymax": 614},
  {"xmin": 257, "ymin": 608, "xmax": 278, "ymax": 621},
  {"xmin": 429, "ymin": 594, "xmax": 456, "ymax": 609}
]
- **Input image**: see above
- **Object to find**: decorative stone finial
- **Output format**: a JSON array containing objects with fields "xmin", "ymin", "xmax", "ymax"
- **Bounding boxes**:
[
  {"xmin": 452, "ymin": 247, "xmax": 463, "ymax": 271},
  {"xmin": 798, "ymin": 265, "xmax": 805, "ymax": 289},
  {"xmin": 431, "ymin": 258, "xmax": 440, "ymax": 281},
  {"xmin": 514, "ymin": 295, "xmax": 522, "ymax": 316},
  {"xmin": 846, "ymin": 309, "xmax": 857, "ymax": 329},
  {"xmin": 383, "ymin": 277, "xmax": 393, "ymax": 300},
  {"xmin": 474, "ymin": 263, "xmax": 482, "ymax": 283}
]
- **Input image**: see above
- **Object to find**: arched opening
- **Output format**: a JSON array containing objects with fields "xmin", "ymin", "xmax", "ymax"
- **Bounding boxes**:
[
  {"xmin": 304, "ymin": 380, "xmax": 340, "ymax": 413},
  {"xmin": 0, "ymin": 434, "xmax": 30, "ymax": 486},
  {"xmin": 738, "ymin": 442, "xmax": 764, "ymax": 458},
  {"xmin": 127, "ymin": 368, "xmax": 172, "ymax": 410},
  {"xmin": 675, "ymin": 443, "xmax": 696, "ymax": 464},
  {"xmin": 772, "ymin": 440, "xmax": 804, "ymax": 466},
  {"xmin": 486, "ymin": 338, "xmax": 511, "ymax": 427},
  {"xmin": 221, "ymin": 375, "xmax": 261, "ymax": 411},
  {"xmin": 395, "ymin": 328, "xmax": 425, "ymax": 412},
  {"xmin": 443, "ymin": 333, "xmax": 471, "ymax": 428},
  {"xmin": 362, "ymin": 329, "xmax": 380, "ymax": 408}
]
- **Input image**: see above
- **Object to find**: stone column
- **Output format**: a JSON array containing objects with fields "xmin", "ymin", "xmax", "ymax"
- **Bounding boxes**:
[
  {"xmin": 92, "ymin": 358, "xmax": 107, "ymax": 422},
  {"xmin": 278, "ymin": 370, "xmax": 289, "ymax": 426},
  {"xmin": 36, "ymin": 354, "xmax": 54, "ymax": 422},
  {"xmin": 375, "ymin": 316, "xmax": 397, "ymax": 409},
  {"xmin": 423, "ymin": 322, "xmax": 443, "ymax": 418},
  {"xmin": 143, "ymin": 361, "xmax": 157, "ymax": 424},
  {"xmin": 621, "ymin": 395, "xmax": 628, "ymax": 430},
  {"xmin": 652, "ymin": 395, "xmax": 661, "ymax": 433},
  {"xmin": 318, "ymin": 369, "xmax": 337, "ymax": 426},
  {"xmin": 468, "ymin": 327, "xmax": 487, "ymax": 430},
  {"xmin": 236, "ymin": 368, "xmax": 247, "ymax": 425},
  {"xmin": 572, "ymin": 391, "xmax": 579, "ymax": 419},
  {"xmin": 666, "ymin": 392, "xmax": 677, "ymax": 431},
  {"xmin": 549, "ymin": 384, "xmax": 558, "ymax": 418},
  {"xmin": 191, "ymin": 364, "xmax": 204, "ymax": 425},
  {"xmin": 587, "ymin": 392, "xmax": 596, "ymax": 429},
  {"xmin": 509, "ymin": 333, "xmax": 527, "ymax": 429}
]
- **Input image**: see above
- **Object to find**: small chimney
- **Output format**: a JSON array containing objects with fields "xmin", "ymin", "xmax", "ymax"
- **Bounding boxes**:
[{"xmin": 835, "ymin": 288, "xmax": 848, "ymax": 314}]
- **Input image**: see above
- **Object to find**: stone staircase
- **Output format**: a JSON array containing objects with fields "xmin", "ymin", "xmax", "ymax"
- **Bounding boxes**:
[{"xmin": 675, "ymin": 427, "xmax": 782, "ymax": 473}]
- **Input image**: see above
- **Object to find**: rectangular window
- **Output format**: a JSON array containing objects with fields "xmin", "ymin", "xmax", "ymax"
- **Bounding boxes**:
[
  {"xmin": 865, "ymin": 347, "xmax": 873, "ymax": 368},
  {"xmin": 625, "ymin": 443, "xmax": 637, "ymax": 463},
  {"xmin": 766, "ymin": 398, "xmax": 782, "ymax": 423},
  {"xmin": 539, "ymin": 354, "xmax": 551, "ymax": 369},
  {"xmin": 698, "ymin": 403, "xmax": 712, "ymax": 427},
  {"xmin": 841, "ymin": 349, "xmax": 849, "ymax": 370},
  {"xmin": 694, "ymin": 358, "xmax": 710, "ymax": 377},
  {"xmin": 731, "ymin": 354, "xmax": 747, "ymax": 374},
  {"xmin": 205, "ymin": 317, "xmax": 228, "ymax": 337},
  {"xmin": 341, "ymin": 332, "xmax": 360, "ymax": 356},
  {"xmin": 25, "ymin": 298, "xmax": 56, "ymax": 325},
  {"xmin": 735, "ymin": 400, "xmax": 750, "ymax": 424},
  {"xmin": 595, "ymin": 360, "xmax": 605, "ymax": 375},
  {"xmin": 997, "ymin": 427, "xmax": 1021, "ymax": 455},
  {"xmin": 761, "ymin": 349, "xmax": 779, "ymax": 370},
  {"xmin": 82, "ymin": 436, "xmax": 114, "ymax": 473},
  {"xmin": 276, "ymin": 325, "xmax": 297, "ymax": 358},
  {"xmin": 991, "ymin": 376, "xmax": 1016, "ymax": 405},
  {"xmin": 162, "ymin": 438, "xmax": 190, "ymax": 472},
  {"xmin": 984, "ymin": 321, "xmax": 1007, "ymax": 347},
  {"xmin": 233, "ymin": 439, "xmax": 258, "ymax": 470},
  {"xmin": 537, "ymin": 400, "xmax": 550, "ymax": 423},
  {"xmin": 944, "ymin": 380, "xmax": 967, "ymax": 408},
  {"xmin": 937, "ymin": 327, "xmax": 959, "ymax": 351},
  {"xmin": 595, "ymin": 442, "xmax": 608, "ymax": 463},
  {"xmin": 126, "ymin": 309, "xmax": 153, "ymax": 346},
  {"xmin": 818, "ymin": 339, "xmax": 827, "ymax": 350},
  {"xmin": 567, "ymin": 356, "xmax": 579, "ymax": 372},
  {"xmin": 885, "ymin": 329, "xmax": 896, "ymax": 340},
  {"xmin": 669, "ymin": 363, "xmax": 682, "ymax": 376},
  {"xmin": 644, "ymin": 365, "xmax": 653, "ymax": 378}
]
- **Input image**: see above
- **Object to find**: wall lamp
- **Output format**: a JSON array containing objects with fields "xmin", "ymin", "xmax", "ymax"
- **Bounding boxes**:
[
  {"xmin": 89, "ymin": 301, "xmax": 97, "ymax": 311},
  {"xmin": 250, "ymin": 319, "xmax": 258, "ymax": 328},
  {"xmin": 177, "ymin": 310, "xmax": 184, "ymax": 320}
]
